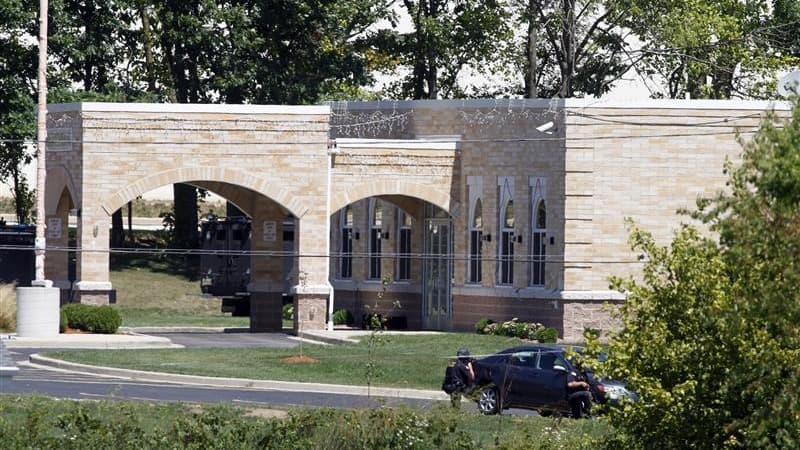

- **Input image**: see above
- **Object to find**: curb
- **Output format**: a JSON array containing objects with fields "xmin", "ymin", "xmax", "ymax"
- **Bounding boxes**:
[{"xmin": 28, "ymin": 354, "xmax": 449, "ymax": 401}]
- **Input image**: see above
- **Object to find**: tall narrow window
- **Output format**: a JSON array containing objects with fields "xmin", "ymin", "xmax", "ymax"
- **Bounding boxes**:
[
  {"xmin": 397, "ymin": 211, "xmax": 412, "ymax": 280},
  {"xmin": 369, "ymin": 200, "xmax": 382, "ymax": 279},
  {"xmin": 531, "ymin": 200, "xmax": 546, "ymax": 286},
  {"xmin": 340, "ymin": 206, "xmax": 353, "ymax": 279},
  {"xmin": 468, "ymin": 198, "xmax": 483, "ymax": 283},
  {"xmin": 500, "ymin": 199, "xmax": 515, "ymax": 285}
]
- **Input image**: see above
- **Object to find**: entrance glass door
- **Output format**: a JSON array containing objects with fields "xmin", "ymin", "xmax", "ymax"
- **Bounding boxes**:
[{"xmin": 423, "ymin": 218, "xmax": 452, "ymax": 330}]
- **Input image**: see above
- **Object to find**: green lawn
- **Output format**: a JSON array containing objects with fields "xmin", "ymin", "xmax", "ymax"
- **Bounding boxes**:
[
  {"xmin": 110, "ymin": 266, "xmax": 250, "ymax": 328},
  {"xmin": 48, "ymin": 333, "xmax": 528, "ymax": 390}
]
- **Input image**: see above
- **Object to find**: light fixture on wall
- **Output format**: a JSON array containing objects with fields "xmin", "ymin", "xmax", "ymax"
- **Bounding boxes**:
[
  {"xmin": 535, "ymin": 121, "xmax": 555, "ymax": 134},
  {"xmin": 482, "ymin": 233, "xmax": 492, "ymax": 242},
  {"xmin": 381, "ymin": 231, "xmax": 390, "ymax": 240}
]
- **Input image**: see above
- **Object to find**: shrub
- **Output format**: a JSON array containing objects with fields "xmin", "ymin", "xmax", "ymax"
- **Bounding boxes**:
[
  {"xmin": 483, "ymin": 318, "xmax": 546, "ymax": 340},
  {"xmin": 474, "ymin": 318, "xmax": 494, "ymax": 334},
  {"xmin": 282, "ymin": 303, "xmax": 293, "ymax": 321},
  {"xmin": 61, "ymin": 304, "xmax": 121, "ymax": 334},
  {"xmin": 534, "ymin": 327, "xmax": 559, "ymax": 343},
  {"xmin": 59, "ymin": 308, "xmax": 67, "ymax": 333},
  {"xmin": 0, "ymin": 283, "xmax": 16, "ymax": 332},
  {"xmin": 332, "ymin": 308, "xmax": 353, "ymax": 325}
]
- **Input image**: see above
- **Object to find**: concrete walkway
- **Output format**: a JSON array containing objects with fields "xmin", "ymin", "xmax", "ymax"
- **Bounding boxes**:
[{"xmin": 2, "ymin": 328, "xmax": 450, "ymax": 401}]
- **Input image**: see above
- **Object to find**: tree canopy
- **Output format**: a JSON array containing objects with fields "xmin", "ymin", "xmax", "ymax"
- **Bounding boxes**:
[{"xmin": 592, "ymin": 97, "xmax": 800, "ymax": 449}]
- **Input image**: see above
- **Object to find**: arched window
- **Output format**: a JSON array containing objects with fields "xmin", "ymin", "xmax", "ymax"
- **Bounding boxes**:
[
  {"xmin": 499, "ymin": 198, "xmax": 514, "ymax": 285},
  {"xmin": 369, "ymin": 199, "xmax": 382, "ymax": 279},
  {"xmin": 531, "ymin": 199, "xmax": 546, "ymax": 286},
  {"xmin": 339, "ymin": 205, "xmax": 353, "ymax": 279},
  {"xmin": 397, "ymin": 210, "xmax": 412, "ymax": 280},
  {"xmin": 468, "ymin": 198, "xmax": 483, "ymax": 283},
  {"xmin": 536, "ymin": 200, "xmax": 546, "ymax": 230}
]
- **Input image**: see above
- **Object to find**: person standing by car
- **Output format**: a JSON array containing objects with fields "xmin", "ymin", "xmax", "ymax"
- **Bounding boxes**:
[
  {"xmin": 567, "ymin": 367, "xmax": 592, "ymax": 418},
  {"xmin": 450, "ymin": 347, "xmax": 476, "ymax": 408}
]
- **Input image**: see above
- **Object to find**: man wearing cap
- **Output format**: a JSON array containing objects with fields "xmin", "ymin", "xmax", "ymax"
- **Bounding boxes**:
[{"xmin": 450, "ymin": 347, "xmax": 476, "ymax": 408}]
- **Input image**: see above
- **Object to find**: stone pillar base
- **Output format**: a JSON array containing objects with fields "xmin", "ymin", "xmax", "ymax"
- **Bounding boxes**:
[
  {"xmin": 72, "ymin": 281, "xmax": 115, "ymax": 305},
  {"xmin": 250, "ymin": 292, "xmax": 283, "ymax": 332},
  {"xmin": 294, "ymin": 294, "xmax": 328, "ymax": 332},
  {"xmin": 72, "ymin": 290, "xmax": 116, "ymax": 305}
]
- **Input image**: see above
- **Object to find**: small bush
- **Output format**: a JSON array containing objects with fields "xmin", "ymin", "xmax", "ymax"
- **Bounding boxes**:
[
  {"xmin": 483, "ymin": 318, "xmax": 546, "ymax": 340},
  {"xmin": 474, "ymin": 318, "xmax": 495, "ymax": 334},
  {"xmin": 535, "ymin": 327, "xmax": 559, "ymax": 343},
  {"xmin": 59, "ymin": 308, "xmax": 67, "ymax": 333},
  {"xmin": 0, "ymin": 283, "xmax": 16, "ymax": 332},
  {"xmin": 61, "ymin": 303, "xmax": 121, "ymax": 334},
  {"xmin": 282, "ymin": 303, "xmax": 293, "ymax": 321},
  {"xmin": 332, "ymin": 308, "xmax": 353, "ymax": 325}
]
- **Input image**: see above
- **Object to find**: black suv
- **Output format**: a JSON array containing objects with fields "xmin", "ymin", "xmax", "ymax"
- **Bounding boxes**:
[{"xmin": 472, "ymin": 345, "xmax": 637, "ymax": 415}]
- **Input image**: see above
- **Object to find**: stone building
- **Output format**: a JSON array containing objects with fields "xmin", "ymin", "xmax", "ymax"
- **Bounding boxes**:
[{"xmin": 44, "ymin": 98, "xmax": 787, "ymax": 341}]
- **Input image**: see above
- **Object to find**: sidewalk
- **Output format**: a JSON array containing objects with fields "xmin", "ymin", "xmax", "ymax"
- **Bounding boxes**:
[{"xmin": 2, "ymin": 328, "xmax": 449, "ymax": 401}]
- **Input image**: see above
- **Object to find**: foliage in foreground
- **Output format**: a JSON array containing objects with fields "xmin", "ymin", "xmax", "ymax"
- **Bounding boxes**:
[
  {"xmin": 0, "ymin": 395, "xmax": 608, "ymax": 450},
  {"xmin": 0, "ymin": 283, "xmax": 15, "ymax": 332},
  {"xmin": 590, "ymin": 98, "xmax": 800, "ymax": 449}
]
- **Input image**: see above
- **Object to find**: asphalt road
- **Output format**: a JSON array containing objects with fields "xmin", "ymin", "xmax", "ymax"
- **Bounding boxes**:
[{"xmin": 0, "ymin": 333, "xmax": 440, "ymax": 410}]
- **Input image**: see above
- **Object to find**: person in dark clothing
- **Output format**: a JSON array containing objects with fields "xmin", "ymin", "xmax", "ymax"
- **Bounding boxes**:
[
  {"xmin": 566, "ymin": 368, "xmax": 592, "ymax": 418},
  {"xmin": 450, "ymin": 347, "xmax": 476, "ymax": 408}
]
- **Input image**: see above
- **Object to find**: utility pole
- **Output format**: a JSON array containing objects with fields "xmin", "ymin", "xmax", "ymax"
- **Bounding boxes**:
[
  {"xmin": 17, "ymin": 0, "xmax": 59, "ymax": 339},
  {"xmin": 34, "ymin": 0, "xmax": 48, "ymax": 283}
]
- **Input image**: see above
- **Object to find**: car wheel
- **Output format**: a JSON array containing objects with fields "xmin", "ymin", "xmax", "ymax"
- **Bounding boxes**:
[{"xmin": 477, "ymin": 386, "xmax": 500, "ymax": 415}]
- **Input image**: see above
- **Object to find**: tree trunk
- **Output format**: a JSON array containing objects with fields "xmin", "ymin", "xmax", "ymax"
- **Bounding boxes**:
[
  {"xmin": 140, "ymin": 1, "xmax": 156, "ymax": 91},
  {"xmin": 173, "ymin": 183, "xmax": 198, "ymax": 247},
  {"xmin": 127, "ymin": 201, "xmax": 133, "ymax": 243},
  {"xmin": 12, "ymin": 167, "xmax": 28, "ymax": 224},
  {"xmin": 559, "ymin": 0, "xmax": 576, "ymax": 97},
  {"xmin": 526, "ymin": 0, "xmax": 538, "ymax": 99},
  {"xmin": 425, "ymin": 0, "xmax": 439, "ymax": 99}
]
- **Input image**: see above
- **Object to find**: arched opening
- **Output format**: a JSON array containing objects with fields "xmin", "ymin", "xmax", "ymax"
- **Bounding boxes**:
[
  {"xmin": 97, "ymin": 179, "xmax": 299, "ymax": 332},
  {"xmin": 329, "ymin": 195, "xmax": 453, "ymax": 330}
]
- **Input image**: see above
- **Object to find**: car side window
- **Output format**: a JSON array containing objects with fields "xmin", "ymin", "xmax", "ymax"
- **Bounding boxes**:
[
  {"xmin": 538, "ymin": 351, "xmax": 558, "ymax": 371},
  {"xmin": 510, "ymin": 351, "xmax": 537, "ymax": 368}
]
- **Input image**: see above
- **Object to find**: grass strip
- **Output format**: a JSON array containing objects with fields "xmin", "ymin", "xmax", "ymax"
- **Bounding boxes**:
[{"xmin": 48, "ymin": 333, "xmax": 526, "ymax": 390}]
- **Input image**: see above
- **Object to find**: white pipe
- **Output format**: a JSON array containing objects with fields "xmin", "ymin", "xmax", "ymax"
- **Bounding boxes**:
[{"xmin": 325, "ymin": 142, "xmax": 337, "ymax": 330}]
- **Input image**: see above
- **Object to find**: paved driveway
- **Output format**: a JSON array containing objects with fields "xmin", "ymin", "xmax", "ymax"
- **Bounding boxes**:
[{"xmin": 148, "ymin": 331, "xmax": 300, "ymax": 348}]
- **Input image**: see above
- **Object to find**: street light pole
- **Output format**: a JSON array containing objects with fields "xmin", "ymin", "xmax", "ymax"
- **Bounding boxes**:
[{"xmin": 34, "ymin": 0, "xmax": 48, "ymax": 283}]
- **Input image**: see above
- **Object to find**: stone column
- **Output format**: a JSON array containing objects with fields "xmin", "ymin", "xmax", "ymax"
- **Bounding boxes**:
[
  {"xmin": 248, "ymin": 200, "xmax": 289, "ymax": 332},
  {"xmin": 73, "ymin": 207, "xmax": 114, "ymax": 305}
]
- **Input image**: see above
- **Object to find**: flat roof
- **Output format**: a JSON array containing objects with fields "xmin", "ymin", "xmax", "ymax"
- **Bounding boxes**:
[
  {"xmin": 47, "ymin": 98, "xmax": 792, "ymax": 116},
  {"xmin": 47, "ymin": 102, "xmax": 330, "ymax": 115},
  {"xmin": 332, "ymin": 98, "xmax": 791, "ymax": 111}
]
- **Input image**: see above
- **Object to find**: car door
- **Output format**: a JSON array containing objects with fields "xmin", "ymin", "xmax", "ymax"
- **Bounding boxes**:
[
  {"xmin": 533, "ymin": 350, "xmax": 570, "ymax": 409},
  {"xmin": 501, "ymin": 351, "xmax": 539, "ymax": 408}
]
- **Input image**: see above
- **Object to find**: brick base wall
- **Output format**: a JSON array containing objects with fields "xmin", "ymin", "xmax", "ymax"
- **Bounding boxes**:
[
  {"xmin": 333, "ymin": 290, "xmax": 421, "ymax": 329},
  {"xmin": 453, "ymin": 294, "xmax": 623, "ymax": 343}
]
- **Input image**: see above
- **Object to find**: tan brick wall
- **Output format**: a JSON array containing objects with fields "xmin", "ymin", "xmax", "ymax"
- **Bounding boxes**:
[{"xmin": 47, "ymin": 99, "xmax": 786, "ymax": 333}]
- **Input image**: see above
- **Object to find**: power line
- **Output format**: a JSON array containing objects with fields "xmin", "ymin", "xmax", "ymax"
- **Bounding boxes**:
[{"xmin": 0, "ymin": 244, "xmax": 646, "ymax": 265}]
